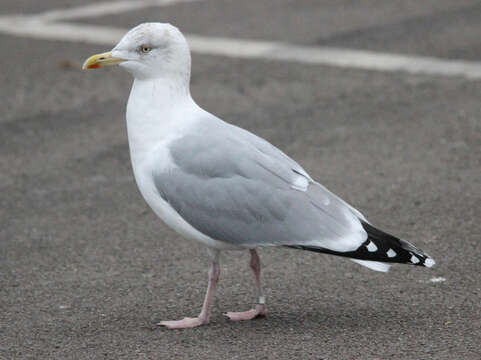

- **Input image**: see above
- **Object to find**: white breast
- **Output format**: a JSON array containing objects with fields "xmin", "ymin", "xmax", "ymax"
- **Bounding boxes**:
[{"xmin": 125, "ymin": 78, "xmax": 241, "ymax": 250}]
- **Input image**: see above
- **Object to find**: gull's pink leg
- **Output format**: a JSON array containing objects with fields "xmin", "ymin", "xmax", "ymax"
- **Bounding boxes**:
[
  {"xmin": 225, "ymin": 249, "xmax": 267, "ymax": 321},
  {"xmin": 159, "ymin": 249, "xmax": 220, "ymax": 329}
]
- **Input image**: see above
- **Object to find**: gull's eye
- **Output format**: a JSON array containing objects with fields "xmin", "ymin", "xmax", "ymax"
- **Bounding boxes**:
[{"xmin": 140, "ymin": 45, "xmax": 152, "ymax": 54}]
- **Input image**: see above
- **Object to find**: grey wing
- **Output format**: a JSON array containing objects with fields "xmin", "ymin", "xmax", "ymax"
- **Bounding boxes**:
[
  {"xmin": 232, "ymin": 123, "xmax": 367, "ymax": 221},
  {"xmin": 153, "ymin": 119, "xmax": 367, "ymax": 252}
]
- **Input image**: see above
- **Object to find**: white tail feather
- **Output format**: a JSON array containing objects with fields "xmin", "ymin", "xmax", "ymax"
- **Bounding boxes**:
[{"xmin": 351, "ymin": 259, "xmax": 391, "ymax": 272}]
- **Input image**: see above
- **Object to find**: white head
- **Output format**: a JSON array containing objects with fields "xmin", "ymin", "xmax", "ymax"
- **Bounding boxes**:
[{"xmin": 83, "ymin": 23, "xmax": 191, "ymax": 83}]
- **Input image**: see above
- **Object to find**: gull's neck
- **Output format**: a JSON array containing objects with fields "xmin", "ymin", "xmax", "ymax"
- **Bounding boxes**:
[{"xmin": 126, "ymin": 76, "xmax": 198, "ymax": 167}]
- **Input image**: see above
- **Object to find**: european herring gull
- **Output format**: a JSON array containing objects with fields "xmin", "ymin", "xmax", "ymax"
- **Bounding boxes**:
[{"xmin": 83, "ymin": 23, "xmax": 435, "ymax": 329}]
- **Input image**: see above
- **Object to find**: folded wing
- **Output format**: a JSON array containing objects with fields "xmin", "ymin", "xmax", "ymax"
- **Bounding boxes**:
[{"xmin": 153, "ymin": 116, "xmax": 368, "ymax": 252}]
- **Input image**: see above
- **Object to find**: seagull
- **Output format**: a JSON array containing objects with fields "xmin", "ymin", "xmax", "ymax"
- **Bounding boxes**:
[{"xmin": 83, "ymin": 23, "xmax": 435, "ymax": 329}]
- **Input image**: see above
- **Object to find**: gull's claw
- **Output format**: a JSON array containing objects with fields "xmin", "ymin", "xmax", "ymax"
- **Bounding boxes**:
[
  {"xmin": 158, "ymin": 316, "xmax": 209, "ymax": 329},
  {"xmin": 224, "ymin": 304, "xmax": 267, "ymax": 321}
]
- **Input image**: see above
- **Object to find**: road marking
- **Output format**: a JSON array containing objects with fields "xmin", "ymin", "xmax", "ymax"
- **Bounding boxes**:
[
  {"xmin": 187, "ymin": 35, "xmax": 481, "ymax": 79},
  {"xmin": 0, "ymin": 20, "xmax": 125, "ymax": 45},
  {"xmin": 1, "ymin": 1, "xmax": 481, "ymax": 80},
  {"xmin": 30, "ymin": 0, "xmax": 200, "ymax": 22}
]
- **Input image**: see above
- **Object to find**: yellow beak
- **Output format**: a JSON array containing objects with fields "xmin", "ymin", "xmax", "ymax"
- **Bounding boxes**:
[{"xmin": 82, "ymin": 51, "xmax": 126, "ymax": 70}]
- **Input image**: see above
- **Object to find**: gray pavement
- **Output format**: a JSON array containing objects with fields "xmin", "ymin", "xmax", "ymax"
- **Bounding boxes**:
[{"xmin": 1, "ymin": 1, "xmax": 480, "ymax": 359}]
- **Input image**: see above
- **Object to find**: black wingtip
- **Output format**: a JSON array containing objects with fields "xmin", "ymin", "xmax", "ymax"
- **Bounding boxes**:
[
  {"xmin": 360, "ymin": 220, "xmax": 435, "ymax": 267},
  {"xmin": 286, "ymin": 221, "xmax": 435, "ymax": 268}
]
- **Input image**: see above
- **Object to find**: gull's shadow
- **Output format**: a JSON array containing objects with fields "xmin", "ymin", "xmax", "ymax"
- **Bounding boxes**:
[{"xmin": 215, "ymin": 299, "xmax": 429, "ymax": 334}]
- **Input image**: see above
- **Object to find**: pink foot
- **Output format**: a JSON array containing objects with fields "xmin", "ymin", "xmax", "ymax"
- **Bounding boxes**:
[
  {"xmin": 158, "ymin": 316, "xmax": 209, "ymax": 329},
  {"xmin": 225, "ymin": 304, "xmax": 267, "ymax": 321}
]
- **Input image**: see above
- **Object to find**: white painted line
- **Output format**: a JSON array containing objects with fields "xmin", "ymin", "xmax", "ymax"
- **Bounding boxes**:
[
  {"xmin": 187, "ymin": 35, "xmax": 481, "ymax": 79},
  {"xmin": 29, "ymin": 0, "xmax": 200, "ymax": 22},
  {"xmin": 429, "ymin": 277, "xmax": 446, "ymax": 283},
  {"xmin": 0, "ymin": 1, "xmax": 481, "ymax": 80},
  {"xmin": 0, "ymin": 19, "xmax": 125, "ymax": 45}
]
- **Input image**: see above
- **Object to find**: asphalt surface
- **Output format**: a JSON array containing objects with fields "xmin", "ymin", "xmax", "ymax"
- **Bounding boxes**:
[{"xmin": 1, "ymin": 1, "xmax": 480, "ymax": 359}]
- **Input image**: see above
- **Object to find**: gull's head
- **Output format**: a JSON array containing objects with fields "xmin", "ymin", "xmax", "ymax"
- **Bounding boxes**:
[{"xmin": 82, "ymin": 23, "xmax": 191, "ymax": 80}]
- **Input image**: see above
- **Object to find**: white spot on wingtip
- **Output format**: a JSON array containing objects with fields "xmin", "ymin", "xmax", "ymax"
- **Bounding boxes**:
[
  {"xmin": 386, "ymin": 248, "xmax": 396, "ymax": 258},
  {"xmin": 429, "ymin": 277, "xmax": 446, "ymax": 283},
  {"xmin": 424, "ymin": 258, "xmax": 435, "ymax": 267},
  {"xmin": 411, "ymin": 255, "xmax": 420, "ymax": 264},
  {"xmin": 366, "ymin": 241, "xmax": 377, "ymax": 252}
]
